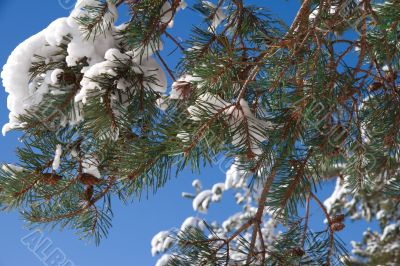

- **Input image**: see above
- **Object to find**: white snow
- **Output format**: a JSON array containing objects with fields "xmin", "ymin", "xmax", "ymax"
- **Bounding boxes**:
[
  {"xmin": 169, "ymin": 75, "xmax": 199, "ymax": 99},
  {"xmin": 222, "ymin": 208, "xmax": 256, "ymax": 232},
  {"xmin": 133, "ymin": 57, "xmax": 167, "ymax": 93},
  {"xmin": 1, "ymin": 164, "xmax": 25, "ymax": 173},
  {"xmin": 75, "ymin": 47, "xmax": 167, "ymax": 104},
  {"xmin": 70, "ymin": 0, "xmax": 118, "ymax": 36},
  {"xmin": 309, "ymin": 5, "xmax": 338, "ymax": 21},
  {"xmin": 188, "ymin": 93, "xmax": 269, "ymax": 154},
  {"xmin": 211, "ymin": 182, "xmax": 225, "ymax": 201},
  {"xmin": 225, "ymin": 162, "xmax": 248, "ymax": 189},
  {"xmin": 156, "ymin": 97, "xmax": 168, "ymax": 111},
  {"xmin": 160, "ymin": 2, "xmax": 173, "ymax": 24},
  {"xmin": 192, "ymin": 179, "xmax": 202, "ymax": 192},
  {"xmin": 151, "ymin": 231, "xmax": 174, "ymax": 256},
  {"xmin": 160, "ymin": 0, "xmax": 187, "ymax": 29},
  {"xmin": 155, "ymin": 254, "xmax": 172, "ymax": 266},
  {"xmin": 52, "ymin": 144, "xmax": 62, "ymax": 170},
  {"xmin": 1, "ymin": 27, "xmax": 48, "ymax": 135},
  {"xmin": 75, "ymin": 59, "xmax": 119, "ymax": 104},
  {"xmin": 227, "ymin": 99, "xmax": 269, "ymax": 155},
  {"xmin": 180, "ymin": 216, "xmax": 206, "ymax": 231},
  {"xmin": 380, "ymin": 222, "xmax": 399, "ymax": 241},
  {"xmin": 82, "ymin": 155, "xmax": 101, "ymax": 178},
  {"xmin": 176, "ymin": 131, "xmax": 190, "ymax": 142},
  {"xmin": 260, "ymin": 218, "xmax": 277, "ymax": 243},
  {"xmin": 151, "ymin": 155, "xmax": 277, "ymax": 262},
  {"xmin": 192, "ymin": 182, "xmax": 227, "ymax": 212},
  {"xmin": 179, "ymin": 0, "xmax": 188, "ymax": 10},
  {"xmin": 382, "ymin": 65, "xmax": 389, "ymax": 72},
  {"xmin": 1, "ymin": 1, "xmax": 117, "ymax": 135},
  {"xmin": 192, "ymin": 190, "xmax": 213, "ymax": 213},
  {"xmin": 376, "ymin": 209, "xmax": 386, "ymax": 220},
  {"xmin": 2, "ymin": 0, "xmax": 167, "ymax": 136},
  {"xmin": 51, "ymin": 69, "xmax": 64, "ymax": 84},
  {"xmin": 324, "ymin": 176, "xmax": 350, "ymax": 213},
  {"xmin": 202, "ymin": 1, "xmax": 227, "ymax": 31},
  {"xmin": 187, "ymin": 92, "xmax": 229, "ymax": 121}
]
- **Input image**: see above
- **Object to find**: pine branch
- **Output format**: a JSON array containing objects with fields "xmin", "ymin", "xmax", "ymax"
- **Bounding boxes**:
[{"xmin": 28, "ymin": 176, "xmax": 116, "ymax": 223}]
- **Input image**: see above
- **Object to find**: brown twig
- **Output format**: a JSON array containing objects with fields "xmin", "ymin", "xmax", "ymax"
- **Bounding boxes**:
[
  {"xmin": 165, "ymin": 31, "xmax": 185, "ymax": 52},
  {"xmin": 246, "ymin": 169, "xmax": 276, "ymax": 264},
  {"xmin": 310, "ymin": 192, "xmax": 334, "ymax": 266},
  {"xmin": 257, "ymin": 223, "xmax": 266, "ymax": 264},
  {"xmin": 301, "ymin": 191, "xmax": 311, "ymax": 247},
  {"xmin": 155, "ymin": 51, "xmax": 176, "ymax": 81}
]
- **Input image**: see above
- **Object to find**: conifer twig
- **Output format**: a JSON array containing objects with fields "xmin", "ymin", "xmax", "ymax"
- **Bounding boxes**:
[{"xmin": 246, "ymin": 169, "xmax": 276, "ymax": 264}]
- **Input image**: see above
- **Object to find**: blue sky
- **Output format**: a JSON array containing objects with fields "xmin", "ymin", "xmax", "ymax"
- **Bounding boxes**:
[{"xmin": 0, "ymin": 1, "xmax": 378, "ymax": 265}]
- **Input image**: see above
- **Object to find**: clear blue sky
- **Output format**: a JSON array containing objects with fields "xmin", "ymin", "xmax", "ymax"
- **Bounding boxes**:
[{"xmin": 0, "ymin": 1, "xmax": 378, "ymax": 265}]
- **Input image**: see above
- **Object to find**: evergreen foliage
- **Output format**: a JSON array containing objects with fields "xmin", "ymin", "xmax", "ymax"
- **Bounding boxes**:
[{"xmin": 1, "ymin": 0, "xmax": 399, "ymax": 265}]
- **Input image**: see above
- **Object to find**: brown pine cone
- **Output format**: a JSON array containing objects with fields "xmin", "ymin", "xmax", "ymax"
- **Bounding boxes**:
[
  {"xmin": 78, "ymin": 173, "xmax": 100, "ymax": 186},
  {"xmin": 331, "ymin": 222, "xmax": 345, "ymax": 232},
  {"xmin": 368, "ymin": 82, "xmax": 383, "ymax": 92},
  {"xmin": 331, "ymin": 214, "xmax": 345, "ymax": 224},
  {"xmin": 291, "ymin": 247, "xmax": 305, "ymax": 257},
  {"xmin": 42, "ymin": 173, "xmax": 62, "ymax": 186},
  {"xmin": 84, "ymin": 185, "xmax": 94, "ymax": 201}
]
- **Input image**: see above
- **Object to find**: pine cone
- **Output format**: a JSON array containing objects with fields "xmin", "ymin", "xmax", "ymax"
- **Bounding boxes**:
[
  {"xmin": 291, "ymin": 247, "xmax": 305, "ymax": 257},
  {"xmin": 84, "ymin": 185, "xmax": 94, "ymax": 201},
  {"xmin": 62, "ymin": 71, "xmax": 76, "ymax": 84},
  {"xmin": 331, "ymin": 214, "xmax": 345, "ymax": 223},
  {"xmin": 368, "ymin": 82, "xmax": 383, "ymax": 92},
  {"xmin": 42, "ymin": 173, "xmax": 62, "ymax": 186},
  {"xmin": 331, "ymin": 222, "xmax": 345, "ymax": 232},
  {"xmin": 78, "ymin": 173, "xmax": 100, "ymax": 186}
]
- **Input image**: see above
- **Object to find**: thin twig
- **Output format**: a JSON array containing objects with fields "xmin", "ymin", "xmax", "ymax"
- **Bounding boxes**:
[
  {"xmin": 246, "ymin": 169, "xmax": 276, "ymax": 264},
  {"xmin": 165, "ymin": 31, "xmax": 185, "ymax": 52},
  {"xmin": 257, "ymin": 223, "xmax": 266, "ymax": 264},
  {"xmin": 155, "ymin": 51, "xmax": 176, "ymax": 81},
  {"xmin": 310, "ymin": 192, "xmax": 333, "ymax": 266},
  {"xmin": 301, "ymin": 191, "xmax": 311, "ymax": 247}
]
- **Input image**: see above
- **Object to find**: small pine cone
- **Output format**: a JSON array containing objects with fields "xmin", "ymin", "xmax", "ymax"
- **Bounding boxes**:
[
  {"xmin": 78, "ymin": 173, "xmax": 100, "ymax": 186},
  {"xmin": 44, "ymin": 195, "xmax": 52, "ymax": 202},
  {"xmin": 383, "ymin": 136, "xmax": 394, "ymax": 146},
  {"xmin": 247, "ymin": 149, "xmax": 256, "ymax": 159},
  {"xmin": 84, "ymin": 185, "xmax": 94, "ymax": 201},
  {"xmin": 291, "ymin": 247, "xmax": 305, "ymax": 257},
  {"xmin": 42, "ymin": 173, "xmax": 62, "ymax": 186},
  {"xmin": 331, "ymin": 214, "xmax": 345, "ymax": 223},
  {"xmin": 289, "ymin": 159, "xmax": 298, "ymax": 167},
  {"xmin": 331, "ymin": 222, "xmax": 345, "ymax": 232},
  {"xmin": 368, "ymin": 82, "xmax": 383, "ymax": 91},
  {"xmin": 62, "ymin": 72, "xmax": 76, "ymax": 84},
  {"xmin": 385, "ymin": 71, "xmax": 397, "ymax": 82}
]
